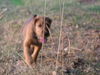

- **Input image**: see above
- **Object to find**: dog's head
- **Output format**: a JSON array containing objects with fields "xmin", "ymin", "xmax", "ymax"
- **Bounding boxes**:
[{"xmin": 33, "ymin": 15, "xmax": 52, "ymax": 43}]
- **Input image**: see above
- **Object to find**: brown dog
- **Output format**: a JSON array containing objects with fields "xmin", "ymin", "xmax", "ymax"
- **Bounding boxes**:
[{"xmin": 22, "ymin": 15, "xmax": 52, "ymax": 66}]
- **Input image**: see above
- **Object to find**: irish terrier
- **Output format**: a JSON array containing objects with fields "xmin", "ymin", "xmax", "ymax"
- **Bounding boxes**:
[{"xmin": 22, "ymin": 15, "xmax": 52, "ymax": 66}]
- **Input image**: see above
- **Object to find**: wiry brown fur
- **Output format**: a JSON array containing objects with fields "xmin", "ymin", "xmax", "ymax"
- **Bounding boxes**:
[{"xmin": 22, "ymin": 15, "xmax": 52, "ymax": 66}]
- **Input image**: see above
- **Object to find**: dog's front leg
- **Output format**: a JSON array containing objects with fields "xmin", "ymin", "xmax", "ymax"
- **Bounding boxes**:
[
  {"xmin": 23, "ymin": 41, "xmax": 33, "ymax": 66},
  {"xmin": 31, "ymin": 44, "xmax": 42, "ymax": 63}
]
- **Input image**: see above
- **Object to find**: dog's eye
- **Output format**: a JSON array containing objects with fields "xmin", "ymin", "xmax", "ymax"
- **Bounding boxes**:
[{"xmin": 38, "ymin": 24, "xmax": 42, "ymax": 27}]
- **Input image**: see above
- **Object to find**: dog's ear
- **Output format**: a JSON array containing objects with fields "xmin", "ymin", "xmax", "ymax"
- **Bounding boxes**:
[
  {"xmin": 33, "ymin": 15, "xmax": 39, "ymax": 25},
  {"xmin": 45, "ymin": 17, "xmax": 52, "ymax": 28},
  {"xmin": 33, "ymin": 14, "xmax": 37, "ymax": 18},
  {"xmin": 34, "ymin": 18, "xmax": 39, "ymax": 25}
]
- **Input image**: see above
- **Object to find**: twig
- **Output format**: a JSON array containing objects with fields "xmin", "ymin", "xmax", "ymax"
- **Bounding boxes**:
[
  {"xmin": 40, "ymin": 0, "xmax": 47, "ymax": 67},
  {"xmin": 68, "ymin": 37, "xmax": 71, "ymax": 54},
  {"xmin": 46, "ymin": 25, "xmax": 53, "ymax": 42},
  {"xmin": 55, "ymin": 0, "xmax": 65, "ymax": 72},
  {"xmin": 71, "ymin": 47, "xmax": 82, "ymax": 51}
]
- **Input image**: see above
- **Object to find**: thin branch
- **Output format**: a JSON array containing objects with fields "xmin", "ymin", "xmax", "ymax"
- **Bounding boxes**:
[
  {"xmin": 55, "ymin": 0, "xmax": 65, "ymax": 72},
  {"xmin": 40, "ymin": 0, "xmax": 47, "ymax": 67}
]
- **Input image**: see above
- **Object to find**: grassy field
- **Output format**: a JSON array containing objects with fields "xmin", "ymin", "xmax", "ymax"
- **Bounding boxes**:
[{"xmin": 0, "ymin": 0, "xmax": 100, "ymax": 75}]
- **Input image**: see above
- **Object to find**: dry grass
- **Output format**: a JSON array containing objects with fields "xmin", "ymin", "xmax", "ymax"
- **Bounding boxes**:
[{"xmin": 0, "ymin": 0, "xmax": 100, "ymax": 75}]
